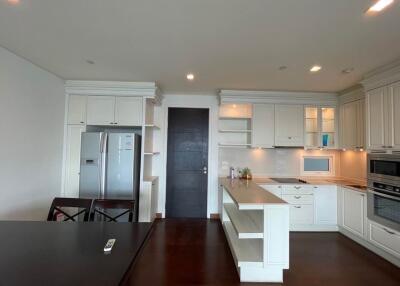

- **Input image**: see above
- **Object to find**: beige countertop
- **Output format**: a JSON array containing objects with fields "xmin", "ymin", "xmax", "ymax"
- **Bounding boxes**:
[
  {"xmin": 252, "ymin": 176, "xmax": 367, "ymax": 193},
  {"xmin": 219, "ymin": 178, "xmax": 288, "ymax": 206}
]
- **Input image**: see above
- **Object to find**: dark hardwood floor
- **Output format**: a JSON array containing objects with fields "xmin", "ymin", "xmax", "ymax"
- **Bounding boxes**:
[{"xmin": 124, "ymin": 219, "xmax": 400, "ymax": 286}]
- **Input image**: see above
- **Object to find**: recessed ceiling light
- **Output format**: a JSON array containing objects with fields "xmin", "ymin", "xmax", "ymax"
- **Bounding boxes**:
[
  {"xmin": 7, "ymin": 0, "xmax": 20, "ymax": 4},
  {"xmin": 367, "ymin": 0, "xmax": 394, "ymax": 12},
  {"xmin": 310, "ymin": 65, "xmax": 322, "ymax": 72},
  {"xmin": 278, "ymin": 66, "xmax": 288, "ymax": 71},
  {"xmin": 342, "ymin": 67, "xmax": 354, "ymax": 74},
  {"xmin": 86, "ymin": 60, "xmax": 95, "ymax": 65},
  {"xmin": 186, "ymin": 73, "xmax": 194, "ymax": 81}
]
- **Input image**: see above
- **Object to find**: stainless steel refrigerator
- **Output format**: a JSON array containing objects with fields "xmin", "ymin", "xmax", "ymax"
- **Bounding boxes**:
[{"xmin": 79, "ymin": 132, "xmax": 141, "ymax": 221}]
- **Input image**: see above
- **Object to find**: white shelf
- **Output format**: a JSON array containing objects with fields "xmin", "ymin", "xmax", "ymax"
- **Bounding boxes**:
[
  {"xmin": 224, "ymin": 203, "xmax": 263, "ymax": 239},
  {"xmin": 219, "ymin": 143, "xmax": 251, "ymax": 147},
  {"xmin": 144, "ymin": 124, "xmax": 160, "ymax": 129},
  {"xmin": 222, "ymin": 221, "xmax": 263, "ymax": 268},
  {"xmin": 219, "ymin": 129, "xmax": 252, "ymax": 133},
  {"xmin": 144, "ymin": 151, "xmax": 160, "ymax": 155}
]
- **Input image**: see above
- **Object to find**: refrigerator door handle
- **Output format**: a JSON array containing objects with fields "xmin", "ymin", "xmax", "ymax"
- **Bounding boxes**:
[{"xmin": 99, "ymin": 133, "xmax": 108, "ymax": 199}]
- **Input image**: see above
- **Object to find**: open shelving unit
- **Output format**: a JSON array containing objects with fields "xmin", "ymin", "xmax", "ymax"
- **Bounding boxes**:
[
  {"xmin": 224, "ymin": 203, "xmax": 263, "ymax": 239},
  {"xmin": 218, "ymin": 104, "xmax": 252, "ymax": 148}
]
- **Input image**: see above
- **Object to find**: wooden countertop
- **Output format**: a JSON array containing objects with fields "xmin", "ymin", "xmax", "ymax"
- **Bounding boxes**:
[{"xmin": 219, "ymin": 178, "xmax": 287, "ymax": 206}]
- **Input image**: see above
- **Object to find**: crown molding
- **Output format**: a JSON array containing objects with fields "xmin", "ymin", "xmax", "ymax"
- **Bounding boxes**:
[
  {"xmin": 65, "ymin": 80, "xmax": 162, "ymax": 103},
  {"xmin": 361, "ymin": 59, "xmax": 400, "ymax": 91},
  {"xmin": 219, "ymin": 89, "xmax": 338, "ymax": 105},
  {"xmin": 338, "ymin": 86, "xmax": 364, "ymax": 105}
]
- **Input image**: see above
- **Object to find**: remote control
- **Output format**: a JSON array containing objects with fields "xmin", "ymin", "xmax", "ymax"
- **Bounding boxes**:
[{"xmin": 104, "ymin": 239, "xmax": 116, "ymax": 252}]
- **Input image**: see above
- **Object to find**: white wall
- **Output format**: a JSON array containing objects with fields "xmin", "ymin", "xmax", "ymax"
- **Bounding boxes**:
[
  {"xmin": 340, "ymin": 150, "xmax": 367, "ymax": 182},
  {"xmin": 156, "ymin": 94, "xmax": 219, "ymax": 217},
  {"xmin": 0, "ymin": 46, "xmax": 65, "ymax": 220}
]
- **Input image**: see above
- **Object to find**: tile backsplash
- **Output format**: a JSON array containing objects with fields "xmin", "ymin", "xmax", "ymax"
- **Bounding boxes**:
[{"xmin": 219, "ymin": 148, "xmax": 341, "ymax": 177}]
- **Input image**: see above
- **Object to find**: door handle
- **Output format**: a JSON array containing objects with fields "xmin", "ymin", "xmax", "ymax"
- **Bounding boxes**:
[{"xmin": 203, "ymin": 166, "xmax": 208, "ymax": 174}]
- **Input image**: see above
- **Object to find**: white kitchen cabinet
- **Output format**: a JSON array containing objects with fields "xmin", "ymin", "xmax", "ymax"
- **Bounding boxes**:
[
  {"xmin": 289, "ymin": 204, "xmax": 314, "ymax": 225},
  {"xmin": 275, "ymin": 105, "xmax": 304, "ymax": 146},
  {"xmin": 87, "ymin": 96, "xmax": 116, "ymax": 125},
  {"xmin": 305, "ymin": 106, "xmax": 337, "ymax": 149},
  {"xmin": 314, "ymin": 185, "xmax": 337, "ymax": 225},
  {"xmin": 366, "ymin": 87, "xmax": 386, "ymax": 150},
  {"xmin": 67, "ymin": 95, "xmax": 87, "ymax": 125},
  {"xmin": 368, "ymin": 222, "xmax": 400, "ymax": 258},
  {"xmin": 86, "ymin": 96, "xmax": 143, "ymax": 126},
  {"xmin": 114, "ymin": 97, "xmax": 143, "ymax": 126},
  {"xmin": 342, "ymin": 187, "xmax": 365, "ymax": 238},
  {"xmin": 340, "ymin": 99, "xmax": 365, "ymax": 150},
  {"xmin": 260, "ymin": 185, "xmax": 282, "ymax": 198},
  {"xmin": 388, "ymin": 81, "xmax": 400, "ymax": 150},
  {"xmin": 64, "ymin": 125, "xmax": 85, "ymax": 197},
  {"xmin": 252, "ymin": 104, "xmax": 275, "ymax": 148}
]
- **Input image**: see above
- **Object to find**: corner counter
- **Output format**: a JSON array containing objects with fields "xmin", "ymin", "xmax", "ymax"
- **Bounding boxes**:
[{"xmin": 218, "ymin": 178, "xmax": 289, "ymax": 283}]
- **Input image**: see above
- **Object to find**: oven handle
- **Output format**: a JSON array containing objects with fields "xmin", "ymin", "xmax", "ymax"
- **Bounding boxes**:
[{"xmin": 368, "ymin": 190, "xmax": 400, "ymax": 201}]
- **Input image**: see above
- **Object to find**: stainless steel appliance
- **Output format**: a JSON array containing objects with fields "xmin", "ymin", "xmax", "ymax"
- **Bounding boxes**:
[
  {"xmin": 367, "ymin": 154, "xmax": 400, "ymax": 232},
  {"xmin": 79, "ymin": 132, "xmax": 141, "ymax": 221}
]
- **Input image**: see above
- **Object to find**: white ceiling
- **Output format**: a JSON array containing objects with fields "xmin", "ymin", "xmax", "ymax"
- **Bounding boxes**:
[{"xmin": 1, "ymin": 0, "xmax": 400, "ymax": 94}]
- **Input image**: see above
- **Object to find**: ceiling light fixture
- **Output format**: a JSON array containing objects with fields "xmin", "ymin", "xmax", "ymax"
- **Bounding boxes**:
[
  {"xmin": 278, "ymin": 66, "xmax": 288, "ymax": 71},
  {"xmin": 186, "ymin": 73, "xmax": 194, "ymax": 81},
  {"xmin": 367, "ymin": 0, "xmax": 394, "ymax": 12},
  {"xmin": 86, "ymin": 60, "xmax": 95, "ymax": 65},
  {"xmin": 7, "ymin": 0, "xmax": 20, "ymax": 4},
  {"xmin": 310, "ymin": 65, "xmax": 322, "ymax": 72}
]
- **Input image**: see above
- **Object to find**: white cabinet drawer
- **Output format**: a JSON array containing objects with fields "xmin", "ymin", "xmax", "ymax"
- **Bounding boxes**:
[
  {"xmin": 282, "ymin": 185, "xmax": 313, "ymax": 195},
  {"xmin": 282, "ymin": 194, "xmax": 314, "ymax": 205},
  {"xmin": 289, "ymin": 205, "xmax": 314, "ymax": 225},
  {"xmin": 369, "ymin": 223, "xmax": 400, "ymax": 258},
  {"xmin": 260, "ymin": 185, "xmax": 282, "ymax": 198}
]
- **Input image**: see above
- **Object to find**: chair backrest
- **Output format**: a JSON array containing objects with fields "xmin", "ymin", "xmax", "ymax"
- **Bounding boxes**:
[
  {"xmin": 90, "ymin": 199, "xmax": 135, "ymax": 222},
  {"xmin": 47, "ymin": 197, "xmax": 93, "ymax": 222}
]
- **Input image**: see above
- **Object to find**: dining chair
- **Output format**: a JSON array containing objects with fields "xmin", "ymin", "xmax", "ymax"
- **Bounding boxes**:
[
  {"xmin": 47, "ymin": 197, "xmax": 93, "ymax": 222},
  {"xmin": 90, "ymin": 199, "xmax": 135, "ymax": 222}
]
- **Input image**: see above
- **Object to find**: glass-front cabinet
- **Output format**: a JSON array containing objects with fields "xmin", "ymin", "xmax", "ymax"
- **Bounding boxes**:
[{"xmin": 304, "ymin": 106, "xmax": 337, "ymax": 149}]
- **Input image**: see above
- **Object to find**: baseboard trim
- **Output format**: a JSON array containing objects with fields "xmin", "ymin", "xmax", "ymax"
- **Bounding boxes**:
[
  {"xmin": 210, "ymin": 213, "xmax": 220, "ymax": 219},
  {"xmin": 339, "ymin": 226, "xmax": 400, "ymax": 267}
]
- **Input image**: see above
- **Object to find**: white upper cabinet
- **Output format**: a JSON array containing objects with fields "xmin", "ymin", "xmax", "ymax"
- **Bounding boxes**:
[
  {"xmin": 275, "ymin": 105, "xmax": 304, "ymax": 146},
  {"xmin": 114, "ymin": 97, "xmax": 143, "ymax": 126},
  {"xmin": 305, "ymin": 106, "xmax": 337, "ymax": 149},
  {"xmin": 86, "ymin": 96, "xmax": 143, "ymax": 126},
  {"xmin": 67, "ymin": 95, "xmax": 87, "ymax": 125},
  {"xmin": 87, "ymin": 96, "xmax": 116, "ymax": 125},
  {"xmin": 252, "ymin": 104, "xmax": 275, "ymax": 148},
  {"xmin": 367, "ymin": 87, "xmax": 386, "ymax": 150},
  {"xmin": 340, "ymin": 100, "xmax": 365, "ymax": 150},
  {"xmin": 388, "ymin": 82, "xmax": 400, "ymax": 150}
]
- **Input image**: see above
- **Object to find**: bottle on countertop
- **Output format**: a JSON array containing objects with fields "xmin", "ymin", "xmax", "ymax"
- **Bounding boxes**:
[{"xmin": 229, "ymin": 167, "xmax": 235, "ymax": 179}]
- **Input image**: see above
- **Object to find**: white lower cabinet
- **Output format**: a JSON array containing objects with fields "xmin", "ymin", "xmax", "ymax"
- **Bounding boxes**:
[
  {"xmin": 368, "ymin": 222, "xmax": 400, "ymax": 258},
  {"xmin": 289, "ymin": 204, "xmax": 314, "ymax": 225},
  {"xmin": 260, "ymin": 185, "xmax": 282, "ymax": 198},
  {"xmin": 63, "ymin": 125, "xmax": 85, "ymax": 197},
  {"xmin": 314, "ymin": 185, "xmax": 337, "ymax": 225},
  {"xmin": 342, "ymin": 187, "xmax": 365, "ymax": 238}
]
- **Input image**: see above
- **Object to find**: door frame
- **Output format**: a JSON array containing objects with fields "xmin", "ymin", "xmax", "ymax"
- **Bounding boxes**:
[{"xmin": 160, "ymin": 97, "xmax": 217, "ymax": 218}]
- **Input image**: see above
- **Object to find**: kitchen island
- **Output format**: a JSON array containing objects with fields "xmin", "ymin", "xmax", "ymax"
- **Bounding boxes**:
[{"xmin": 219, "ymin": 178, "xmax": 289, "ymax": 283}]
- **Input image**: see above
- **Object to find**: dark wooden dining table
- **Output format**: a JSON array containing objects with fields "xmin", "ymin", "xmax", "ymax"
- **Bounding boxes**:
[{"xmin": 0, "ymin": 221, "xmax": 153, "ymax": 286}]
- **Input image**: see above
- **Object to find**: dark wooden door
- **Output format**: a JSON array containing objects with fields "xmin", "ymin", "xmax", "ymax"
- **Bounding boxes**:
[{"xmin": 166, "ymin": 108, "xmax": 209, "ymax": 218}]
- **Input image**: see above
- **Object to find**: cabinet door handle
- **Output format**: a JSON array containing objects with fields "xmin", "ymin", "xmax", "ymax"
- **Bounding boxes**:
[
  {"xmin": 294, "ymin": 196, "xmax": 301, "ymax": 199},
  {"xmin": 80, "ymin": 121, "xmax": 84, "ymax": 124},
  {"xmin": 288, "ymin": 136, "xmax": 292, "ymax": 139},
  {"xmin": 110, "ymin": 122, "xmax": 114, "ymax": 125},
  {"xmin": 294, "ymin": 206, "xmax": 301, "ymax": 209},
  {"xmin": 383, "ymin": 228, "xmax": 396, "ymax": 235},
  {"xmin": 294, "ymin": 186, "xmax": 301, "ymax": 189}
]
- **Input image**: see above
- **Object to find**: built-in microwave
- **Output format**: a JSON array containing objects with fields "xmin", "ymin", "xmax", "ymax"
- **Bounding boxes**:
[{"xmin": 367, "ymin": 154, "xmax": 400, "ymax": 183}]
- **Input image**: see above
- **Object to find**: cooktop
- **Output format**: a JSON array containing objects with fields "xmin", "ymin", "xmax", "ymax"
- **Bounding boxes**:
[{"xmin": 270, "ymin": 178, "xmax": 308, "ymax": 184}]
